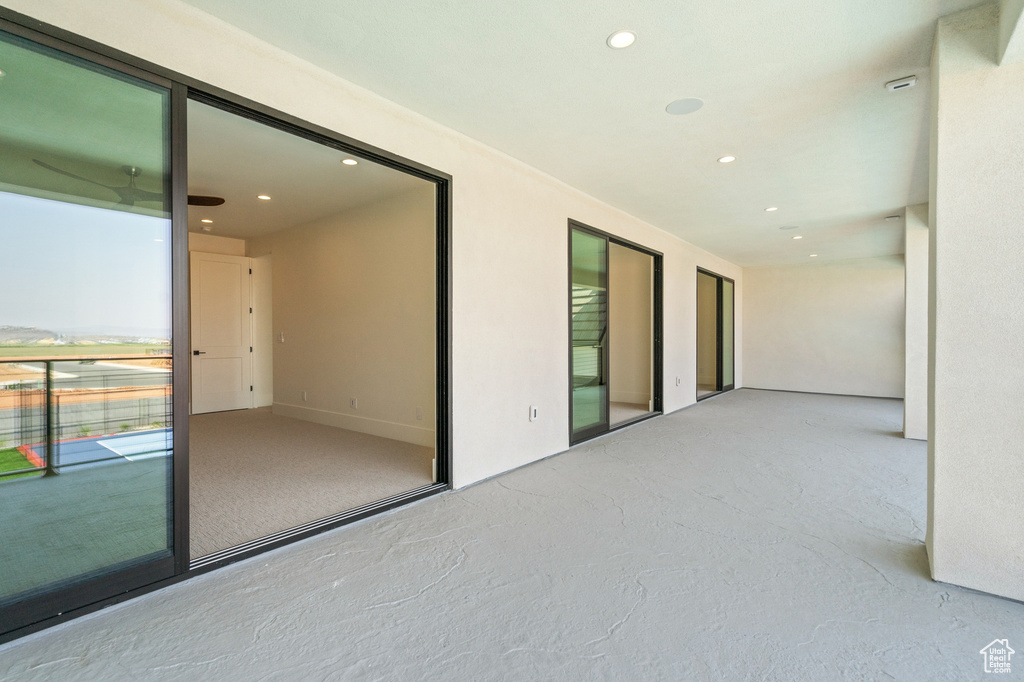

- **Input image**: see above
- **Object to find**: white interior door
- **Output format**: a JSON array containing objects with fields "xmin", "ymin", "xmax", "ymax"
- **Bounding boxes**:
[{"xmin": 191, "ymin": 252, "xmax": 252, "ymax": 414}]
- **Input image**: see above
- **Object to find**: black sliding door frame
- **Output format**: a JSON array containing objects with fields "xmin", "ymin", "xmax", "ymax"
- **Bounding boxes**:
[
  {"xmin": 696, "ymin": 268, "xmax": 735, "ymax": 401},
  {"xmin": 568, "ymin": 220, "xmax": 663, "ymax": 446},
  {"xmin": 0, "ymin": 7, "xmax": 453, "ymax": 643},
  {"xmin": 0, "ymin": 19, "xmax": 182, "ymax": 640}
]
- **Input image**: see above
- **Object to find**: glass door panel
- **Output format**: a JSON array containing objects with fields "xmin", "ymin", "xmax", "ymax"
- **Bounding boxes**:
[
  {"xmin": 722, "ymin": 279, "xmax": 735, "ymax": 389},
  {"xmin": 608, "ymin": 243, "xmax": 654, "ymax": 427},
  {"xmin": 696, "ymin": 271, "xmax": 720, "ymax": 398},
  {"xmin": 0, "ymin": 31, "xmax": 174, "ymax": 610},
  {"xmin": 571, "ymin": 228, "xmax": 608, "ymax": 440}
]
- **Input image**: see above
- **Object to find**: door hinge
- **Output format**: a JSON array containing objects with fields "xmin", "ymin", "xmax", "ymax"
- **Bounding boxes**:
[
  {"xmin": 250, "ymin": 386, "xmax": 253, "ymax": 391},
  {"xmin": 249, "ymin": 307, "xmax": 252, "ymax": 314},
  {"xmin": 250, "ymin": 347, "xmax": 253, "ymax": 352},
  {"xmin": 249, "ymin": 268, "xmax": 252, "ymax": 274}
]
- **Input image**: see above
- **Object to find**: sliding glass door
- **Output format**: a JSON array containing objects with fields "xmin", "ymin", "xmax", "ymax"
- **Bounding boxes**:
[
  {"xmin": 570, "ymin": 228, "xmax": 609, "ymax": 440},
  {"xmin": 696, "ymin": 269, "xmax": 735, "ymax": 400},
  {"xmin": 0, "ymin": 29, "xmax": 178, "ymax": 633},
  {"xmin": 570, "ymin": 222, "xmax": 662, "ymax": 445}
]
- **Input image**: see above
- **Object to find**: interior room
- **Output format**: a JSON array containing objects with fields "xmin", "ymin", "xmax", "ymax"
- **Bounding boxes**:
[
  {"xmin": 607, "ymin": 242, "xmax": 655, "ymax": 426},
  {"xmin": 186, "ymin": 99, "xmax": 437, "ymax": 559}
]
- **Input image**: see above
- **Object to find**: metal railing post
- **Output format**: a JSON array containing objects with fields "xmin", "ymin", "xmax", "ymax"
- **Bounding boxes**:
[{"xmin": 43, "ymin": 360, "xmax": 58, "ymax": 476}]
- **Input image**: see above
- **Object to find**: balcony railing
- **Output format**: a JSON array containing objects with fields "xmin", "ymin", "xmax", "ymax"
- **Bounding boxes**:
[{"xmin": 0, "ymin": 355, "xmax": 172, "ymax": 480}]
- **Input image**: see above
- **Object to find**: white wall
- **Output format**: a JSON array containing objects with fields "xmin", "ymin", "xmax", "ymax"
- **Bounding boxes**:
[
  {"xmin": 187, "ymin": 232, "xmax": 245, "ymax": 256},
  {"xmin": 249, "ymin": 187, "xmax": 435, "ymax": 447},
  {"xmin": 251, "ymin": 254, "xmax": 273, "ymax": 408},
  {"xmin": 903, "ymin": 205, "xmax": 928, "ymax": 440},
  {"xmin": 928, "ymin": 3, "xmax": 1024, "ymax": 602},
  {"xmin": 743, "ymin": 257, "xmax": 905, "ymax": 398},
  {"xmin": 608, "ymin": 244, "xmax": 652, "ymax": 406},
  {"xmin": 10, "ymin": 0, "xmax": 743, "ymax": 488}
]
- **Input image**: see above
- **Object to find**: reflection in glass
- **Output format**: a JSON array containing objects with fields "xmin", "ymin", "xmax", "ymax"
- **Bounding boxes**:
[
  {"xmin": 0, "ymin": 31, "xmax": 172, "ymax": 606},
  {"xmin": 571, "ymin": 229, "xmax": 608, "ymax": 438},
  {"xmin": 608, "ymin": 243, "xmax": 654, "ymax": 427}
]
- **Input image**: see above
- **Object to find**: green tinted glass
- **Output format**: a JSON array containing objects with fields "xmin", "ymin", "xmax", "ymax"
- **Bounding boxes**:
[
  {"xmin": 0, "ymin": 31, "xmax": 173, "ymax": 606},
  {"xmin": 571, "ymin": 228, "xmax": 608, "ymax": 437}
]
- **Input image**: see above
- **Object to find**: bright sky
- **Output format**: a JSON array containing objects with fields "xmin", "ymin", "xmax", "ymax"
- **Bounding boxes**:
[{"xmin": 0, "ymin": 191, "xmax": 172, "ymax": 337}]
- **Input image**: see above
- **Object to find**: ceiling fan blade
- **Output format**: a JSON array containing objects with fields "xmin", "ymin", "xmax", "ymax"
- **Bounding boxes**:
[
  {"xmin": 36, "ymin": 159, "xmax": 218, "ymax": 209},
  {"xmin": 188, "ymin": 195, "xmax": 226, "ymax": 206},
  {"xmin": 33, "ymin": 159, "xmax": 118, "ymax": 191},
  {"xmin": 129, "ymin": 188, "xmax": 166, "ymax": 202}
]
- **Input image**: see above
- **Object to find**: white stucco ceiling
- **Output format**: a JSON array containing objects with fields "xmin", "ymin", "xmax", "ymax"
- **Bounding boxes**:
[{"xmin": 180, "ymin": 0, "xmax": 981, "ymax": 265}]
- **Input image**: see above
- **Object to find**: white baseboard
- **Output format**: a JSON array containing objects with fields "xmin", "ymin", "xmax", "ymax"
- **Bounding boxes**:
[
  {"xmin": 273, "ymin": 402, "xmax": 435, "ymax": 447},
  {"xmin": 610, "ymin": 390, "xmax": 651, "ymax": 405}
]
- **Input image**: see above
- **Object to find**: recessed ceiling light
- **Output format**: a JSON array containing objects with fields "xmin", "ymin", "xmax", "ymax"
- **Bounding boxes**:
[
  {"xmin": 0, "ymin": 69, "xmax": 6, "ymax": 78},
  {"xmin": 341, "ymin": 158, "xmax": 358, "ymax": 166},
  {"xmin": 792, "ymin": 235, "xmax": 803, "ymax": 240},
  {"xmin": 606, "ymin": 30, "xmax": 636, "ymax": 49},
  {"xmin": 779, "ymin": 225, "xmax": 799, "ymax": 230},
  {"xmin": 810, "ymin": 254, "xmax": 818, "ymax": 258},
  {"xmin": 718, "ymin": 156, "xmax": 736, "ymax": 164},
  {"xmin": 765, "ymin": 207, "xmax": 778, "ymax": 212},
  {"xmin": 154, "ymin": 239, "xmax": 164, "ymax": 242},
  {"xmin": 257, "ymin": 195, "xmax": 271, "ymax": 201},
  {"xmin": 666, "ymin": 98, "xmax": 704, "ymax": 115},
  {"xmin": 201, "ymin": 219, "xmax": 213, "ymax": 224}
]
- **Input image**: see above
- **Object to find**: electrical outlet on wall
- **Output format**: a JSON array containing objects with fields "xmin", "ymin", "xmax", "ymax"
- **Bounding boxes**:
[
  {"xmin": 350, "ymin": 398, "xmax": 358, "ymax": 409},
  {"xmin": 416, "ymin": 406, "xmax": 423, "ymax": 421},
  {"xmin": 302, "ymin": 391, "xmax": 307, "ymax": 402},
  {"xmin": 529, "ymin": 405, "xmax": 538, "ymax": 422},
  {"xmin": 676, "ymin": 376, "xmax": 681, "ymax": 386}
]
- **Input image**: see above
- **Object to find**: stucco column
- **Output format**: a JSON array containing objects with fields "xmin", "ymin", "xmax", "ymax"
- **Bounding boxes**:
[
  {"xmin": 927, "ymin": 3, "xmax": 1024, "ymax": 600},
  {"xmin": 903, "ymin": 205, "xmax": 928, "ymax": 440}
]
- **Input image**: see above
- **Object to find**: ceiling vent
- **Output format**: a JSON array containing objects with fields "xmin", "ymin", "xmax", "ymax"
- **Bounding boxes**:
[{"xmin": 885, "ymin": 76, "xmax": 917, "ymax": 92}]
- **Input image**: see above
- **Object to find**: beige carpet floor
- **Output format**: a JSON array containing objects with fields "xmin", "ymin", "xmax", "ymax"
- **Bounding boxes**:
[
  {"xmin": 697, "ymin": 383, "xmax": 718, "ymax": 399},
  {"xmin": 189, "ymin": 408, "xmax": 433, "ymax": 559},
  {"xmin": 609, "ymin": 401, "xmax": 650, "ymax": 426}
]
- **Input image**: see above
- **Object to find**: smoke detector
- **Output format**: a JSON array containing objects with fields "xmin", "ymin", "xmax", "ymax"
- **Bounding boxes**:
[{"xmin": 885, "ymin": 76, "xmax": 917, "ymax": 92}]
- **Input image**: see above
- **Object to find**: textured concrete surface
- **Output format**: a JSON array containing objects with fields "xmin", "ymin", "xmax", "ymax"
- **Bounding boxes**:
[{"xmin": 2, "ymin": 389, "xmax": 1021, "ymax": 680}]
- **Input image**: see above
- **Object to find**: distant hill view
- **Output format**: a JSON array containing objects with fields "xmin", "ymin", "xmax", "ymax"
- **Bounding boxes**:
[
  {"xmin": 0, "ymin": 326, "xmax": 170, "ymax": 347},
  {"xmin": 0, "ymin": 326, "xmax": 60, "ymax": 344}
]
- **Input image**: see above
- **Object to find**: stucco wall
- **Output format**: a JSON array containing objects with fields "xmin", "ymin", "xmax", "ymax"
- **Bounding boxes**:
[
  {"xmin": 928, "ymin": 3, "xmax": 1024, "ymax": 601},
  {"xmin": 743, "ymin": 257, "xmax": 905, "ymax": 398},
  {"xmin": 903, "ymin": 205, "xmax": 929, "ymax": 440}
]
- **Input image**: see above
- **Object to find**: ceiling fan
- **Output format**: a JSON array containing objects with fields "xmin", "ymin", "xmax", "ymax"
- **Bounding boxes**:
[{"xmin": 33, "ymin": 159, "xmax": 225, "ymax": 207}]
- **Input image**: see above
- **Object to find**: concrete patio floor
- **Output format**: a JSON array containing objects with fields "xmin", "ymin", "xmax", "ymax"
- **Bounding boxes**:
[{"xmin": 1, "ymin": 389, "xmax": 1021, "ymax": 680}]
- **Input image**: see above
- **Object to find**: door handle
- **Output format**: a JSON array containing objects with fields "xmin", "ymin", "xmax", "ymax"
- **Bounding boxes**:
[{"xmin": 193, "ymin": 350, "xmax": 206, "ymax": 355}]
